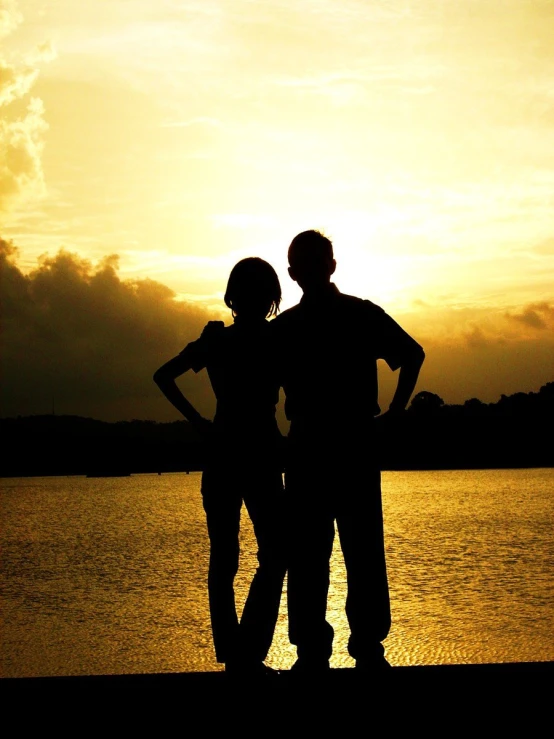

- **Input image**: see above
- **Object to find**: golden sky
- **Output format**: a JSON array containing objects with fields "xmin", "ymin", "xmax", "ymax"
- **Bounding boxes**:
[{"xmin": 1, "ymin": 0, "xmax": 553, "ymax": 421}]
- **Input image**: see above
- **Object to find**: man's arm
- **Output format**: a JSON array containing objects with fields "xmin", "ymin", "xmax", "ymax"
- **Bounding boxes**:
[
  {"xmin": 153, "ymin": 354, "xmax": 212, "ymax": 434},
  {"xmin": 386, "ymin": 346, "xmax": 426, "ymax": 416},
  {"xmin": 369, "ymin": 303, "xmax": 426, "ymax": 418}
]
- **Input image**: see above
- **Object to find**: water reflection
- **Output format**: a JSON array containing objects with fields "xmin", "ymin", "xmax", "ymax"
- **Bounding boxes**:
[{"xmin": 1, "ymin": 469, "xmax": 553, "ymax": 677}]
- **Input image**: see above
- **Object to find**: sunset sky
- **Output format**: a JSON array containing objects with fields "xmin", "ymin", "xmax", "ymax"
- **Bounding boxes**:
[{"xmin": 1, "ymin": 0, "xmax": 553, "ymax": 422}]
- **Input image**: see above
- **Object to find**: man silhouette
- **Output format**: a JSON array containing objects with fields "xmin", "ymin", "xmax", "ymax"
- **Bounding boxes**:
[{"xmin": 271, "ymin": 230, "xmax": 425, "ymax": 672}]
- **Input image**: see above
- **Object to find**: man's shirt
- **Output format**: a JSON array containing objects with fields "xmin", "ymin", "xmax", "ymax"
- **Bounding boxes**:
[{"xmin": 270, "ymin": 283, "xmax": 424, "ymax": 430}]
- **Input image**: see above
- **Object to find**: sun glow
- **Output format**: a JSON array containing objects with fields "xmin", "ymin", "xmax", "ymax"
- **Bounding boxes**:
[{"xmin": 2, "ymin": 0, "xmax": 553, "ymax": 420}]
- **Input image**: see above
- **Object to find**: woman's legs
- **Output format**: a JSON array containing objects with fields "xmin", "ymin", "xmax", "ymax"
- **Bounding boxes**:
[
  {"xmin": 241, "ymin": 471, "xmax": 287, "ymax": 662},
  {"xmin": 201, "ymin": 470, "xmax": 243, "ymax": 664}
]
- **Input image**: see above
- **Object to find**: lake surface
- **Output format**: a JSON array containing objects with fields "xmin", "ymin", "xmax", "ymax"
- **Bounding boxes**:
[{"xmin": 1, "ymin": 468, "xmax": 553, "ymax": 678}]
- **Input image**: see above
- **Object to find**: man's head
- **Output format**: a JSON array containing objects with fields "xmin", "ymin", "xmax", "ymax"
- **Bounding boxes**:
[{"xmin": 287, "ymin": 230, "xmax": 336, "ymax": 292}]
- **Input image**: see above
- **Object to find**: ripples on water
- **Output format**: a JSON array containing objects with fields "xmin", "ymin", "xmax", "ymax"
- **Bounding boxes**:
[{"xmin": 1, "ymin": 469, "xmax": 553, "ymax": 677}]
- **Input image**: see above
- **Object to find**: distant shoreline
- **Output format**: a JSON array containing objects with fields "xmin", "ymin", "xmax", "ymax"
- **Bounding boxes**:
[
  {"xmin": 2, "ymin": 390, "xmax": 553, "ymax": 476},
  {"xmin": 2, "ymin": 464, "xmax": 553, "ymax": 479}
]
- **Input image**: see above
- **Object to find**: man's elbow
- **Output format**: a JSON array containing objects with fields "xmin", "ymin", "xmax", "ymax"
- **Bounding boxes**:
[{"xmin": 405, "ymin": 345, "xmax": 425, "ymax": 370}]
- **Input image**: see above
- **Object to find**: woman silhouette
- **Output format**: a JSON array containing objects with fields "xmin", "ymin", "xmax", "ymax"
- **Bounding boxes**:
[{"xmin": 153, "ymin": 257, "xmax": 285, "ymax": 675}]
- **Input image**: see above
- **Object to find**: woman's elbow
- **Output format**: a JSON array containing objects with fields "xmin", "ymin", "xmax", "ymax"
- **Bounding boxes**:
[{"xmin": 153, "ymin": 368, "xmax": 166, "ymax": 386}]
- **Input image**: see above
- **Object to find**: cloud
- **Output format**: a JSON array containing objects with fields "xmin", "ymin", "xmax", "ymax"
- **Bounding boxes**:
[
  {"xmin": 403, "ymin": 336, "xmax": 554, "ymax": 409},
  {"xmin": 505, "ymin": 303, "xmax": 554, "ymax": 331},
  {"xmin": 0, "ymin": 0, "xmax": 52, "ymax": 212},
  {"xmin": 0, "ymin": 239, "xmax": 218, "ymax": 421},
  {"xmin": 160, "ymin": 116, "xmax": 223, "ymax": 129},
  {"xmin": 0, "ymin": 96, "xmax": 48, "ymax": 209},
  {"xmin": 377, "ymin": 299, "xmax": 554, "ymax": 408},
  {"xmin": 1, "ymin": 239, "xmax": 553, "ymax": 421},
  {"xmin": 0, "ymin": 1, "xmax": 22, "ymax": 40},
  {"xmin": 464, "ymin": 326, "xmax": 499, "ymax": 349},
  {"xmin": 533, "ymin": 238, "xmax": 554, "ymax": 256},
  {"xmin": 0, "ymin": 60, "xmax": 38, "ymax": 105}
]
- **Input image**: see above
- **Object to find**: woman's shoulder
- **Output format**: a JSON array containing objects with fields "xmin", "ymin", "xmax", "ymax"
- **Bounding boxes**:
[{"xmin": 200, "ymin": 320, "xmax": 226, "ymax": 339}]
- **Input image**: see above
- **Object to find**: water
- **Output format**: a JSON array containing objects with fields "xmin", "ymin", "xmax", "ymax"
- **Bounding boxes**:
[{"xmin": 1, "ymin": 469, "xmax": 553, "ymax": 678}]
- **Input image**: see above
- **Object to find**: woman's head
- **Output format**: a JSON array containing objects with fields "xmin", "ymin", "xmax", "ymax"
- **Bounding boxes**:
[{"xmin": 224, "ymin": 257, "xmax": 282, "ymax": 319}]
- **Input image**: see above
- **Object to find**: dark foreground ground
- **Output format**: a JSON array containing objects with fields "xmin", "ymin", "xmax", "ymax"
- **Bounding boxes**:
[{"xmin": 2, "ymin": 662, "xmax": 552, "ymax": 730}]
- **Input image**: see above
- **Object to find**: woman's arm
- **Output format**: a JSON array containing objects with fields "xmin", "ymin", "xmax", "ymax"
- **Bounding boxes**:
[{"xmin": 153, "ymin": 354, "xmax": 212, "ymax": 434}]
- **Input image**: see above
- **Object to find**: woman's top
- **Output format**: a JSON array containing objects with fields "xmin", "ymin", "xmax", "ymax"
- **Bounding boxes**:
[{"xmin": 178, "ymin": 317, "xmax": 282, "ymax": 463}]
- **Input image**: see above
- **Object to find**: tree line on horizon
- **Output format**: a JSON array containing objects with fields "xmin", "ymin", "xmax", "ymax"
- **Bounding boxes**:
[{"xmin": 1, "ymin": 382, "xmax": 552, "ymax": 477}]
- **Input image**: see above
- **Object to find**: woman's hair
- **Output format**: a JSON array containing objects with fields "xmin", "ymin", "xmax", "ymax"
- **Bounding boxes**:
[{"xmin": 224, "ymin": 257, "xmax": 282, "ymax": 318}]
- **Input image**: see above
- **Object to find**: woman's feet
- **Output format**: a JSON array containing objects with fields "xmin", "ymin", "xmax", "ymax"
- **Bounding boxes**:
[{"xmin": 225, "ymin": 659, "xmax": 279, "ymax": 676}]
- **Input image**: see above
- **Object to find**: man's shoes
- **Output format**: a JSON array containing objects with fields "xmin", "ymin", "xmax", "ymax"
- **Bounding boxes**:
[
  {"xmin": 290, "ymin": 657, "xmax": 331, "ymax": 674},
  {"xmin": 355, "ymin": 655, "xmax": 392, "ymax": 671}
]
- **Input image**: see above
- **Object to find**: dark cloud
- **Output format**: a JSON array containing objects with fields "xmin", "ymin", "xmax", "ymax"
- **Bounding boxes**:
[
  {"xmin": 505, "ymin": 302, "xmax": 554, "ymax": 330},
  {"xmin": 1, "ymin": 239, "xmax": 553, "ymax": 421},
  {"xmin": 0, "ymin": 239, "xmax": 219, "ymax": 421},
  {"xmin": 464, "ymin": 326, "xmax": 493, "ymax": 349},
  {"xmin": 402, "ymin": 336, "xmax": 554, "ymax": 409}
]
